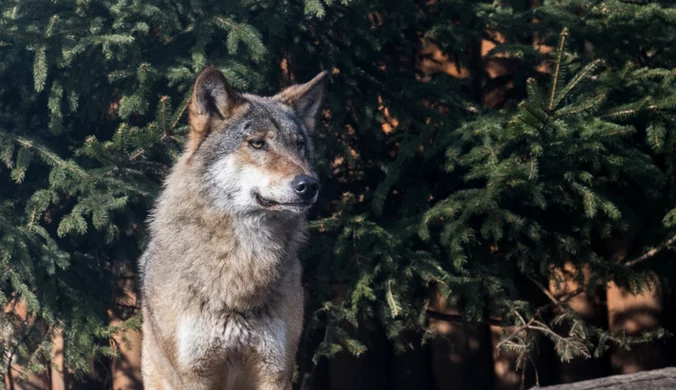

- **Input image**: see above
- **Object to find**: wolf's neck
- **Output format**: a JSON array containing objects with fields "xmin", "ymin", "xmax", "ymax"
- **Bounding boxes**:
[
  {"xmin": 227, "ymin": 212, "xmax": 299, "ymax": 262},
  {"xmin": 162, "ymin": 200, "xmax": 305, "ymax": 311},
  {"xmin": 151, "ymin": 164, "xmax": 307, "ymax": 311},
  {"xmin": 197, "ymin": 210, "xmax": 305, "ymax": 310}
]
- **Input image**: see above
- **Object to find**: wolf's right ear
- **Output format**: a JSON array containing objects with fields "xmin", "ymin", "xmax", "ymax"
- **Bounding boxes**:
[
  {"xmin": 274, "ymin": 71, "xmax": 328, "ymax": 133},
  {"xmin": 187, "ymin": 67, "xmax": 242, "ymax": 154}
]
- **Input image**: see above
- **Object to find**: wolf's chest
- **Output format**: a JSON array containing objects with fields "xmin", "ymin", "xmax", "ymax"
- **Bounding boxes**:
[{"xmin": 175, "ymin": 311, "xmax": 286, "ymax": 369}]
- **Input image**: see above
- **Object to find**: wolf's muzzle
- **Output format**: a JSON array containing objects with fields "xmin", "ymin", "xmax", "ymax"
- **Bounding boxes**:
[{"xmin": 292, "ymin": 175, "xmax": 319, "ymax": 201}]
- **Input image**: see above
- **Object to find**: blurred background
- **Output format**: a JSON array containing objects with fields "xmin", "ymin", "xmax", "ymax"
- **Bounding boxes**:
[{"xmin": 1, "ymin": 0, "xmax": 676, "ymax": 389}]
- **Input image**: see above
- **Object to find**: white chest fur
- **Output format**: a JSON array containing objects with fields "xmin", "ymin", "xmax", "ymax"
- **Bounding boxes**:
[{"xmin": 175, "ymin": 312, "xmax": 287, "ymax": 371}]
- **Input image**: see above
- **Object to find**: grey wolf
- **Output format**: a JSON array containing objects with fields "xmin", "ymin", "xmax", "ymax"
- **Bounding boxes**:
[{"xmin": 139, "ymin": 66, "xmax": 327, "ymax": 390}]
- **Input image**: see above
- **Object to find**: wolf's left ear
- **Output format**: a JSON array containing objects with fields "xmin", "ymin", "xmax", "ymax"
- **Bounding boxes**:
[
  {"xmin": 274, "ymin": 71, "xmax": 328, "ymax": 132},
  {"xmin": 188, "ymin": 67, "xmax": 243, "ymax": 154}
]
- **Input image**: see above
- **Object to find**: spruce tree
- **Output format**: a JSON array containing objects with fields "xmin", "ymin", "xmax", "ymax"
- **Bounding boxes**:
[{"xmin": 1, "ymin": 0, "xmax": 675, "ymax": 388}]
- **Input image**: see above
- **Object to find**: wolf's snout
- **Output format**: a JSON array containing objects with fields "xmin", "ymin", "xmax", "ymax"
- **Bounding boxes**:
[{"xmin": 292, "ymin": 175, "xmax": 319, "ymax": 201}]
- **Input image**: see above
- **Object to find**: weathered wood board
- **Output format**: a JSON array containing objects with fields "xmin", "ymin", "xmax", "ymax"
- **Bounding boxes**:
[{"xmin": 537, "ymin": 367, "xmax": 676, "ymax": 390}]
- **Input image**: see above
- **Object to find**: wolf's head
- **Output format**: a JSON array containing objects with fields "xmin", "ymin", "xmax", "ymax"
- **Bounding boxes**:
[{"xmin": 185, "ymin": 67, "xmax": 326, "ymax": 216}]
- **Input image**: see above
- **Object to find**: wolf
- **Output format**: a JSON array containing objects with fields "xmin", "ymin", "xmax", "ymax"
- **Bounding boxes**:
[{"xmin": 139, "ymin": 66, "xmax": 327, "ymax": 390}]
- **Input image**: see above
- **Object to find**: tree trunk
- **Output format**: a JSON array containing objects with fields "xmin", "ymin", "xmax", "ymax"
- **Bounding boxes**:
[
  {"xmin": 50, "ymin": 328, "xmax": 66, "ymax": 390},
  {"xmin": 428, "ymin": 289, "xmax": 494, "ymax": 390},
  {"xmin": 110, "ymin": 276, "xmax": 142, "ymax": 390}
]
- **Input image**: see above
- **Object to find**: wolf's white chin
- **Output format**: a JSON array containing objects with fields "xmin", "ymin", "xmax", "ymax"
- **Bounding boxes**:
[{"xmin": 274, "ymin": 204, "xmax": 312, "ymax": 213}]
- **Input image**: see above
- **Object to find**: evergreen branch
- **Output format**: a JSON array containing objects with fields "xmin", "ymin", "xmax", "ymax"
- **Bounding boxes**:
[
  {"xmin": 25, "ymin": 324, "xmax": 54, "ymax": 373},
  {"xmin": 600, "ymin": 101, "xmax": 664, "ymax": 120},
  {"xmin": 526, "ymin": 275, "xmax": 559, "ymax": 306},
  {"xmin": 166, "ymin": 98, "xmax": 189, "ymax": 139},
  {"xmin": 119, "ymin": 92, "xmax": 186, "ymax": 161},
  {"xmin": 529, "ymin": 322, "xmax": 567, "ymax": 344},
  {"xmin": 624, "ymin": 233, "xmax": 676, "ymax": 267},
  {"xmin": 159, "ymin": 96, "xmax": 169, "ymax": 135},
  {"xmin": 212, "ymin": 17, "xmax": 265, "ymax": 60},
  {"xmin": 555, "ymin": 60, "xmax": 602, "ymax": 106},
  {"xmin": 386, "ymin": 280, "xmax": 399, "ymax": 318},
  {"xmin": 600, "ymin": 108, "xmax": 638, "ymax": 119},
  {"xmin": 599, "ymin": 126, "xmax": 634, "ymax": 138},
  {"xmin": 7, "ymin": 322, "xmax": 51, "ymax": 383},
  {"xmin": 652, "ymin": 126, "xmax": 661, "ymax": 150},
  {"xmin": 548, "ymin": 28, "xmax": 569, "ymax": 111},
  {"xmin": 0, "ymin": 131, "xmax": 146, "ymax": 198},
  {"xmin": 352, "ymin": 227, "xmax": 360, "ymax": 265},
  {"xmin": 33, "ymin": 45, "xmax": 48, "ymax": 92},
  {"xmin": 128, "ymin": 148, "xmax": 147, "ymax": 162},
  {"xmin": 527, "ymin": 354, "xmax": 540, "ymax": 388},
  {"xmin": 546, "ymin": 286, "xmax": 585, "ymax": 312},
  {"xmin": 5, "ymin": 321, "xmax": 38, "ymax": 383},
  {"xmin": 27, "ymin": 207, "xmax": 37, "ymax": 231},
  {"xmin": 515, "ymin": 311, "xmax": 527, "ymax": 327},
  {"xmin": 304, "ymin": 0, "xmax": 326, "ymax": 17},
  {"xmin": 0, "ymin": 131, "xmax": 84, "ymax": 176},
  {"xmin": 531, "ymin": 233, "xmax": 676, "ymax": 318},
  {"xmin": 0, "ymin": 1, "xmax": 18, "ymax": 12},
  {"xmin": 44, "ymin": 15, "xmax": 58, "ymax": 39},
  {"xmin": 556, "ymin": 93, "xmax": 606, "ymax": 118},
  {"xmin": 496, "ymin": 317, "xmax": 533, "ymax": 351}
]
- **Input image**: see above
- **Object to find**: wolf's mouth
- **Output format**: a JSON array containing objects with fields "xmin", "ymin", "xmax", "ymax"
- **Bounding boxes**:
[{"xmin": 254, "ymin": 192, "xmax": 311, "ymax": 210}]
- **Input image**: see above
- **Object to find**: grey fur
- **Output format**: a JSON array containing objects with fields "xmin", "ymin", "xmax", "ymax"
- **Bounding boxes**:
[{"xmin": 140, "ymin": 67, "xmax": 327, "ymax": 390}]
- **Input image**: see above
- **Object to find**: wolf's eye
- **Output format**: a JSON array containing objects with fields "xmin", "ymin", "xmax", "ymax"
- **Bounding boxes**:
[
  {"xmin": 249, "ymin": 140, "xmax": 266, "ymax": 150},
  {"xmin": 297, "ymin": 140, "xmax": 306, "ymax": 151}
]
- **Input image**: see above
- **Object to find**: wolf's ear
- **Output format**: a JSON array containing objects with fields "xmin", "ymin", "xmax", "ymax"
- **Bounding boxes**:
[
  {"xmin": 188, "ymin": 67, "xmax": 242, "ymax": 153},
  {"xmin": 274, "ymin": 71, "xmax": 328, "ymax": 132}
]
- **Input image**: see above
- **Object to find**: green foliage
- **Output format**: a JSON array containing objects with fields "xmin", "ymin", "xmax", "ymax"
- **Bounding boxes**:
[{"xmin": 1, "ymin": 0, "xmax": 676, "ymax": 388}]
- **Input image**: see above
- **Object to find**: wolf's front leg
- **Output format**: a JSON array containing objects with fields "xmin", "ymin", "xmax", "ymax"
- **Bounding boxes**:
[
  {"xmin": 249, "ymin": 360, "xmax": 294, "ymax": 390},
  {"xmin": 257, "ymin": 374, "xmax": 294, "ymax": 390},
  {"xmin": 248, "ymin": 317, "xmax": 301, "ymax": 390}
]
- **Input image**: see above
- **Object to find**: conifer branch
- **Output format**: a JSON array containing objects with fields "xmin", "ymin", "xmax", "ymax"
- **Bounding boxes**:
[
  {"xmin": 386, "ymin": 280, "xmax": 399, "ymax": 318},
  {"xmin": 548, "ymin": 28, "xmax": 569, "ymax": 111},
  {"xmin": 496, "ymin": 316, "xmax": 533, "ymax": 351},
  {"xmin": 159, "ymin": 96, "xmax": 169, "ymax": 135},
  {"xmin": 426, "ymin": 310, "xmax": 503, "ymax": 326},
  {"xmin": 526, "ymin": 275, "xmax": 559, "ymax": 306},
  {"xmin": 0, "ymin": 130, "xmax": 86, "ymax": 177},
  {"xmin": 600, "ymin": 108, "xmax": 636, "ymax": 119},
  {"xmin": 7, "ymin": 322, "xmax": 48, "ymax": 382},
  {"xmin": 0, "ymin": 2, "xmax": 18, "ymax": 12},
  {"xmin": 167, "ymin": 100, "xmax": 189, "ymax": 138},
  {"xmin": 556, "ymin": 93, "xmax": 606, "ymax": 118},
  {"xmin": 27, "ymin": 207, "xmax": 37, "ymax": 231},
  {"xmin": 528, "ymin": 322, "xmax": 568, "ymax": 344},
  {"xmin": 5, "ymin": 321, "xmax": 38, "ymax": 382},
  {"xmin": 531, "ymin": 233, "xmax": 676, "ymax": 316},
  {"xmin": 527, "ymin": 354, "xmax": 540, "ymax": 388},
  {"xmin": 555, "ymin": 60, "xmax": 602, "ymax": 107},
  {"xmin": 624, "ymin": 233, "xmax": 676, "ymax": 267}
]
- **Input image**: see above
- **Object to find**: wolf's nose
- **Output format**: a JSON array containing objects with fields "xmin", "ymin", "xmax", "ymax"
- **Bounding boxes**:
[{"xmin": 292, "ymin": 175, "xmax": 319, "ymax": 200}]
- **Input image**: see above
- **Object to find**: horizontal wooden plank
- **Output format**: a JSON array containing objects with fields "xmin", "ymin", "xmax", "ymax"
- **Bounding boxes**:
[{"xmin": 537, "ymin": 367, "xmax": 676, "ymax": 390}]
